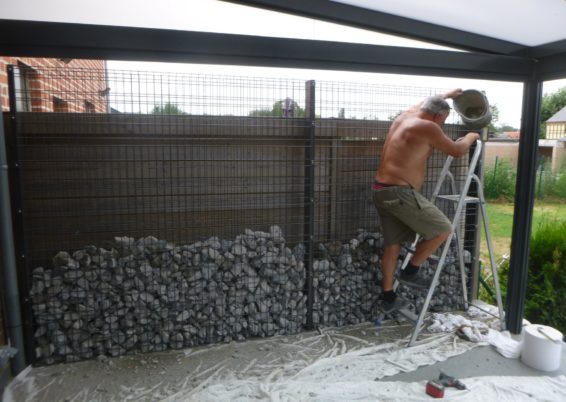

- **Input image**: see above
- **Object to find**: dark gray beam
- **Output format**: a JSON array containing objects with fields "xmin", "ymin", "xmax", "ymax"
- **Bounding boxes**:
[
  {"xmin": 223, "ymin": 0, "xmax": 528, "ymax": 55},
  {"xmin": 506, "ymin": 68, "xmax": 542, "ymax": 333},
  {"xmin": 530, "ymin": 38, "xmax": 566, "ymax": 81},
  {"xmin": 530, "ymin": 39, "xmax": 566, "ymax": 58},
  {"xmin": 0, "ymin": 20, "xmax": 532, "ymax": 81},
  {"xmin": 538, "ymin": 51, "xmax": 566, "ymax": 81}
]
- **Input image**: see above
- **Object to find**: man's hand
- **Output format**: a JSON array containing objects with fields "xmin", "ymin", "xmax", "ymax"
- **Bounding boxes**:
[
  {"xmin": 443, "ymin": 88, "xmax": 463, "ymax": 99},
  {"xmin": 466, "ymin": 132, "xmax": 480, "ymax": 142}
]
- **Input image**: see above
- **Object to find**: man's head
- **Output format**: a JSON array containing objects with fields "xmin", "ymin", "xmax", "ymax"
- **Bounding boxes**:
[{"xmin": 421, "ymin": 95, "xmax": 451, "ymax": 124}]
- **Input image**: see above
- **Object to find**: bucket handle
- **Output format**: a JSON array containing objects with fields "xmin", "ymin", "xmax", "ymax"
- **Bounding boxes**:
[{"xmin": 537, "ymin": 326, "xmax": 561, "ymax": 343}]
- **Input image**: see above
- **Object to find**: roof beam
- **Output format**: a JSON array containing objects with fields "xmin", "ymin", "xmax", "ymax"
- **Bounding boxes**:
[
  {"xmin": 529, "ymin": 39, "xmax": 566, "ymax": 58},
  {"xmin": 530, "ymin": 39, "xmax": 566, "ymax": 81},
  {"xmin": 0, "ymin": 20, "xmax": 532, "ymax": 81},
  {"xmin": 223, "ymin": 0, "xmax": 528, "ymax": 55},
  {"xmin": 538, "ymin": 52, "xmax": 566, "ymax": 81}
]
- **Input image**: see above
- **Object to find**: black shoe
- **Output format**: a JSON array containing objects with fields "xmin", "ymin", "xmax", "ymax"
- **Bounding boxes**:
[
  {"xmin": 399, "ymin": 270, "xmax": 431, "ymax": 289},
  {"xmin": 382, "ymin": 297, "xmax": 410, "ymax": 314}
]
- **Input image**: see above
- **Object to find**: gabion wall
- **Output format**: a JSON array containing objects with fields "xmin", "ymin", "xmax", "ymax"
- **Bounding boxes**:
[{"xmin": 30, "ymin": 227, "xmax": 467, "ymax": 365}]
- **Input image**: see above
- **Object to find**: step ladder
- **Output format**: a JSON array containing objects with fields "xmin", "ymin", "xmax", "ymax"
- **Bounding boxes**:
[{"xmin": 394, "ymin": 139, "xmax": 506, "ymax": 347}]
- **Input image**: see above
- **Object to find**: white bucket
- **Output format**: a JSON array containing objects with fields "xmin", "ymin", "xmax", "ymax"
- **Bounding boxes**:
[{"xmin": 520, "ymin": 324, "xmax": 563, "ymax": 372}]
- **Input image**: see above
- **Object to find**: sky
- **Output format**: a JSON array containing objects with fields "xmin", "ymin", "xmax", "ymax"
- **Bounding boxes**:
[
  {"xmin": 4, "ymin": 0, "xmax": 566, "ymax": 127},
  {"xmin": 107, "ymin": 60, "xmax": 566, "ymax": 129}
]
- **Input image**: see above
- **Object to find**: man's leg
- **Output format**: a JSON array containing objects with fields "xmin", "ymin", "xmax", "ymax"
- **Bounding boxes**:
[
  {"xmin": 409, "ymin": 231, "xmax": 450, "ymax": 266},
  {"xmin": 381, "ymin": 243, "xmax": 401, "ymax": 291},
  {"xmin": 401, "ymin": 230, "xmax": 451, "ymax": 288},
  {"xmin": 380, "ymin": 243, "xmax": 410, "ymax": 312}
]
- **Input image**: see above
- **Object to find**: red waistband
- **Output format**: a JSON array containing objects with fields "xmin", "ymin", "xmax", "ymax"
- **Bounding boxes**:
[
  {"xmin": 372, "ymin": 180, "xmax": 396, "ymax": 190},
  {"xmin": 371, "ymin": 180, "xmax": 411, "ymax": 190}
]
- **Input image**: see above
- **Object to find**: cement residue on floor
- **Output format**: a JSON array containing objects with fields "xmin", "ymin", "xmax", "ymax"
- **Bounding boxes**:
[{"xmin": 7, "ymin": 306, "xmax": 561, "ymax": 402}]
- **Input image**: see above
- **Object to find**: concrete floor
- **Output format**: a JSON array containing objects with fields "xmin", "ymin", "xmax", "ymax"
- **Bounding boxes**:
[
  {"xmin": 388, "ymin": 342, "xmax": 566, "ymax": 382},
  {"xmin": 3, "ymin": 309, "xmax": 565, "ymax": 402}
]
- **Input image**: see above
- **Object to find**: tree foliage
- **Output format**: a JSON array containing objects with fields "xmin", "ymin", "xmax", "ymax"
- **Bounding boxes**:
[
  {"xmin": 248, "ymin": 99, "xmax": 305, "ymax": 118},
  {"xmin": 540, "ymin": 87, "xmax": 566, "ymax": 138},
  {"xmin": 487, "ymin": 104, "xmax": 500, "ymax": 132},
  {"xmin": 150, "ymin": 103, "xmax": 187, "ymax": 115}
]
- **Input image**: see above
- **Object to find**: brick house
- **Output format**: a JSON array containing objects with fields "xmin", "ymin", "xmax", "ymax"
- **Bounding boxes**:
[{"xmin": 1, "ymin": 57, "xmax": 108, "ymax": 113}]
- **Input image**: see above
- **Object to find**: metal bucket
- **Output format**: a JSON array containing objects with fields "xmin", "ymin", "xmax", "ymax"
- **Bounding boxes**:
[{"xmin": 453, "ymin": 89, "xmax": 492, "ymax": 129}]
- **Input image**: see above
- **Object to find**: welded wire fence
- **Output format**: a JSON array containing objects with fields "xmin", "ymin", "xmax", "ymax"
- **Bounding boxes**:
[{"xmin": 6, "ymin": 65, "xmax": 479, "ymax": 364}]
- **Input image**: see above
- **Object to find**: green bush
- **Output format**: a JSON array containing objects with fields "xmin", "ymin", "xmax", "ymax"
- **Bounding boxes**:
[
  {"xmin": 547, "ymin": 157, "xmax": 566, "ymax": 198},
  {"xmin": 483, "ymin": 220, "xmax": 566, "ymax": 334},
  {"xmin": 484, "ymin": 156, "xmax": 566, "ymax": 201},
  {"xmin": 478, "ymin": 253, "xmax": 509, "ymax": 308},
  {"xmin": 524, "ymin": 220, "xmax": 566, "ymax": 333},
  {"xmin": 535, "ymin": 157, "xmax": 557, "ymax": 199},
  {"xmin": 553, "ymin": 171, "xmax": 566, "ymax": 198},
  {"xmin": 484, "ymin": 158, "xmax": 516, "ymax": 200}
]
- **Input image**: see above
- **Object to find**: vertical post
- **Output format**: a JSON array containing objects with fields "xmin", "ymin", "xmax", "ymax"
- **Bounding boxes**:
[
  {"xmin": 492, "ymin": 156, "xmax": 498, "ymax": 191},
  {"xmin": 506, "ymin": 68, "xmax": 542, "ymax": 333},
  {"xmin": 1, "ymin": 66, "xmax": 26, "ymax": 374},
  {"xmin": 537, "ymin": 161, "xmax": 543, "ymax": 198},
  {"xmin": 329, "ymin": 138, "xmax": 339, "ymax": 238},
  {"xmin": 304, "ymin": 80, "xmax": 315, "ymax": 329},
  {"xmin": 468, "ymin": 127, "xmax": 488, "ymax": 300}
]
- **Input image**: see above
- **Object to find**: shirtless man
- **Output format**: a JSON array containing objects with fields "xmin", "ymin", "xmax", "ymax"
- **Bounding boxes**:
[{"xmin": 372, "ymin": 89, "xmax": 480, "ymax": 312}]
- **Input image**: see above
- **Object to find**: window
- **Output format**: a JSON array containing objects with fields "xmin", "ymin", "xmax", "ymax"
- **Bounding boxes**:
[
  {"xmin": 53, "ymin": 97, "xmax": 68, "ymax": 112},
  {"xmin": 14, "ymin": 62, "xmax": 33, "ymax": 112},
  {"xmin": 84, "ymin": 100, "xmax": 95, "ymax": 113}
]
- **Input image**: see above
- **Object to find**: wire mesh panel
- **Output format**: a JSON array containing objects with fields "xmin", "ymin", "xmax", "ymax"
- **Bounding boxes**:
[
  {"xmin": 6, "ymin": 65, "xmax": 481, "ymax": 365},
  {"xmin": 311, "ymin": 81, "xmax": 475, "ymax": 326}
]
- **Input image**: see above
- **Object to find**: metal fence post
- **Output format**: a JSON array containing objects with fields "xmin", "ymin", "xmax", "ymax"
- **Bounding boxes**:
[
  {"xmin": 0, "ymin": 65, "xmax": 26, "ymax": 374},
  {"xmin": 304, "ymin": 80, "xmax": 315, "ymax": 329}
]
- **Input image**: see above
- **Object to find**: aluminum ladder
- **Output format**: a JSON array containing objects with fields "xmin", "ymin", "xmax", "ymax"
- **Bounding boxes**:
[{"xmin": 395, "ymin": 139, "xmax": 506, "ymax": 347}]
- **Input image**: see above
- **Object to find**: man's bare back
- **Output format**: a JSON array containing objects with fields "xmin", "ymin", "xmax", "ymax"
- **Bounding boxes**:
[{"xmin": 375, "ymin": 90, "xmax": 480, "ymax": 192}]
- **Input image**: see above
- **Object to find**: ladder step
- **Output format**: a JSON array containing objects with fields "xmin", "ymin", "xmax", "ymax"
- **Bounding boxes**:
[
  {"xmin": 397, "ymin": 307, "xmax": 419, "ymax": 323},
  {"xmin": 436, "ymin": 195, "xmax": 482, "ymax": 203},
  {"xmin": 401, "ymin": 245, "xmax": 454, "ymax": 265}
]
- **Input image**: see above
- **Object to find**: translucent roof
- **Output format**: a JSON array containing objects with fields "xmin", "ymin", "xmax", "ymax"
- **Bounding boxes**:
[
  {"xmin": 2, "ymin": 0, "xmax": 565, "ymax": 48},
  {"xmin": 333, "ymin": 0, "xmax": 566, "ymax": 47},
  {"xmin": 0, "ymin": 0, "xmax": 458, "ymax": 50}
]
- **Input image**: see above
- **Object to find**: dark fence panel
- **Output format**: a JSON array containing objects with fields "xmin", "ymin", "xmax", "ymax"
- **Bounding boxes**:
[{"xmin": 16, "ymin": 114, "xmax": 310, "ymax": 265}]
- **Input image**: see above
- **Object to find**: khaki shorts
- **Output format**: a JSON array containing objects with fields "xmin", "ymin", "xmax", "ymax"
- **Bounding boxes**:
[{"xmin": 372, "ymin": 186, "xmax": 452, "ymax": 246}]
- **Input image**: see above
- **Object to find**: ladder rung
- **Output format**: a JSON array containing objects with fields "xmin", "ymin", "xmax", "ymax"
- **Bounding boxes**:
[
  {"xmin": 397, "ymin": 307, "xmax": 418, "ymax": 323},
  {"xmin": 401, "ymin": 246, "xmax": 454, "ymax": 265},
  {"xmin": 436, "ymin": 195, "xmax": 481, "ymax": 203}
]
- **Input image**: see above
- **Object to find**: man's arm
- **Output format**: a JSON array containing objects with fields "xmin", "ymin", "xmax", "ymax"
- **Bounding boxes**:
[
  {"xmin": 406, "ymin": 88, "xmax": 463, "ymax": 113},
  {"xmin": 426, "ymin": 123, "xmax": 480, "ymax": 157},
  {"xmin": 442, "ymin": 88, "xmax": 463, "ymax": 100}
]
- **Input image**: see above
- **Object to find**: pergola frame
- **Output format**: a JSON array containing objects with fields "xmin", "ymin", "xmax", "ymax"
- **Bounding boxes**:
[{"xmin": 1, "ymin": 0, "xmax": 566, "ymax": 372}]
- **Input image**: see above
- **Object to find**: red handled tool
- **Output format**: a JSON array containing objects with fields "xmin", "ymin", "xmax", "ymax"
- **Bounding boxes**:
[
  {"xmin": 425, "ymin": 380, "xmax": 445, "ymax": 398},
  {"xmin": 439, "ymin": 372, "xmax": 466, "ymax": 390}
]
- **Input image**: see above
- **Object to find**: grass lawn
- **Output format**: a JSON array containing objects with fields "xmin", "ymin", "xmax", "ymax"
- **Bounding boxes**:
[{"xmin": 479, "ymin": 201, "xmax": 566, "ymax": 261}]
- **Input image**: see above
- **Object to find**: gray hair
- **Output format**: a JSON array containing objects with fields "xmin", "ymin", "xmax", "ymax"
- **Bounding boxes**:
[{"xmin": 420, "ymin": 95, "xmax": 451, "ymax": 115}]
